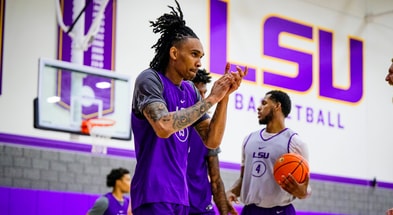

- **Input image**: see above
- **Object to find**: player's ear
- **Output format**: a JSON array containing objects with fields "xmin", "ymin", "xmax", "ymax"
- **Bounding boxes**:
[
  {"xmin": 275, "ymin": 102, "xmax": 281, "ymax": 111},
  {"xmin": 169, "ymin": 46, "xmax": 178, "ymax": 60}
]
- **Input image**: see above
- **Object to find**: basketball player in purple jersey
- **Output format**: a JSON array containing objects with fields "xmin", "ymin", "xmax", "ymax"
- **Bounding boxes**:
[
  {"xmin": 87, "ymin": 168, "xmax": 132, "ymax": 215},
  {"xmin": 130, "ymin": 1, "xmax": 248, "ymax": 215},
  {"xmin": 226, "ymin": 90, "xmax": 311, "ymax": 215},
  {"xmin": 187, "ymin": 69, "xmax": 237, "ymax": 215}
]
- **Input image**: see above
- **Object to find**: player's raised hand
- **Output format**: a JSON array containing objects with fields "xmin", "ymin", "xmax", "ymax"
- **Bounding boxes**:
[
  {"xmin": 207, "ymin": 70, "xmax": 234, "ymax": 103},
  {"xmin": 224, "ymin": 62, "xmax": 248, "ymax": 95}
]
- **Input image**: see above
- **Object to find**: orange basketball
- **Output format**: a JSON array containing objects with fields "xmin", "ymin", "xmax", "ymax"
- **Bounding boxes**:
[{"xmin": 273, "ymin": 153, "xmax": 309, "ymax": 184}]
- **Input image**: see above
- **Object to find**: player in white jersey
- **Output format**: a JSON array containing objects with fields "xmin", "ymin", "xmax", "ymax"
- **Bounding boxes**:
[{"xmin": 226, "ymin": 90, "xmax": 311, "ymax": 215}]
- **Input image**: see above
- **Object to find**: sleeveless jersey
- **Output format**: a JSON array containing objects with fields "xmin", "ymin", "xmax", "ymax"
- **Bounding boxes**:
[
  {"xmin": 131, "ymin": 69, "xmax": 200, "ymax": 210},
  {"xmin": 103, "ymin": 193, "xmax": 129, "ymax": 215},
  {"xmin": 240, "ymin": 128, "xmax": 298, "ymax": 208}
]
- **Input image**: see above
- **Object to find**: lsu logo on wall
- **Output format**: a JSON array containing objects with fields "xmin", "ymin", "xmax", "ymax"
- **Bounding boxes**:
[{"xmin": 208, "ymin": 0, "xmax": 364, "ymax": 105}]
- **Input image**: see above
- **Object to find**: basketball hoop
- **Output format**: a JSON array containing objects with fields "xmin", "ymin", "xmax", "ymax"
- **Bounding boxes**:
[{"xmin": 81, "ymin": 118, "xmax": 115, "ymax": 154}]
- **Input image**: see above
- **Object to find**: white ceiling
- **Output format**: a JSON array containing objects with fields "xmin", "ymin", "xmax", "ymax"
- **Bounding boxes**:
[{"xmin": 300, "ymin": 0, "xmax": 393, "ymax": 29}]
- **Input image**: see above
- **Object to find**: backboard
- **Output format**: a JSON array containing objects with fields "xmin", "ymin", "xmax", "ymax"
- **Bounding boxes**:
[{"xmin": 34, "ymin": 58, "xmax": 132, "ymax": 140}]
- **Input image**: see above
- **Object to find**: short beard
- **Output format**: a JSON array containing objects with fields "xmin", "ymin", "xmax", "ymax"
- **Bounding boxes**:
[{"xmin": 259, "ymin": 109, "xmax": 273, "ymax": 125}]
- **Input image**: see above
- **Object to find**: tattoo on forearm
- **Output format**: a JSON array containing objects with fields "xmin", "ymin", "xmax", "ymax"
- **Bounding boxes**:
[
  {"xmin": 173, "ymin": 100, "xmax": 212, "ymax": 130},
  {"xmin": 173, "ymin": 112, "xmax": 192, "ymax": 129},
  {"xmin": 199, "ymin": 100, "xmax": 212, "ymax": 112},
  {"xmin": 144, "ymin": 100, "xmax": 212, "ymax": 131}
]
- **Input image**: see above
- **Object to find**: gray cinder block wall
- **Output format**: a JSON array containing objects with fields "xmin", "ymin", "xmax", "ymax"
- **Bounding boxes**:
[
  {"xmin": 1, "ymin": 143, "xmax": 393, "ymax": 215},
  {"xmin": 0, "ymin": 144, "xmax": 135, "ymax": 194}
]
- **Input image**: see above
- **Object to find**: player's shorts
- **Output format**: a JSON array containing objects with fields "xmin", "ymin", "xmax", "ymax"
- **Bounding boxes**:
[
  {"xmin": 241, "ymin": 203, "xmax": 295, "ymax": 215},
  {"xmin": 189, "ymin": 211, "xmax": 216, "ymax": 215},
  {"xmin": 133, "ymin": 202, "xmax": 189, "ymax": 215}
]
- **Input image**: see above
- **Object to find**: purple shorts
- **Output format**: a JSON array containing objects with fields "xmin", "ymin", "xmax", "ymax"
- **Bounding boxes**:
[
  {"xmin": 241, "ymin": 203, "xmax": 295, "ymax": 215},
  {"xmin": 189, "ymin": 211, "xmax": 216, "ymax": 215},
  {"xmin": 133, "ymin": 202, "xmax": 189, "ymax": 215}
]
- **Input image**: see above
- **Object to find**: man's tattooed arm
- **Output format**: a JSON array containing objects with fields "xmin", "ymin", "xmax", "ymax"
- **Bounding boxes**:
[{"xmin": 143, "ymin": 100, "xmax": 212, "ymax": 138}]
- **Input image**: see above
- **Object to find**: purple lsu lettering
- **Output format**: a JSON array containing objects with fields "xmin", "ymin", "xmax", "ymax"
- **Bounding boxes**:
[
  {"xmin": 209, "ymin": 0, "xmax": 363, "ymax": 104},
  {"xmin": 253, "ymin": 151, "xmax": 270, "ymax": 159}
]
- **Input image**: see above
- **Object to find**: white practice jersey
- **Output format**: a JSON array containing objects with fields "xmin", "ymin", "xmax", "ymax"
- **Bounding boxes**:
[{"xmin": 240, "ymin": 128, "xmax": 309, "ymax": 208}]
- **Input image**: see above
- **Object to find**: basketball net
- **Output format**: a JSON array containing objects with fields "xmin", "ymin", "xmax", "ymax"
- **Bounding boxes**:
[{"xmin": 81, "ymin": 118, "xmax": 115, "ymax": 154}]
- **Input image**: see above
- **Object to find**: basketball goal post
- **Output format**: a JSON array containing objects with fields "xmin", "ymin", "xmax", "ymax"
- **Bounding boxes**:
[{"xmin": 55, "ymin": 0, "xmax": 112, "ymax": 153}]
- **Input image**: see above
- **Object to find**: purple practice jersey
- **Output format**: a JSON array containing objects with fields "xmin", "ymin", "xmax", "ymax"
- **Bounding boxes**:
[
  {"xmin": 187, "ymin": 128, "xmax": 218, "ymax": 214},
  {"xmin": 103, "ymin": 193, "xmax": 129, "ymax": 215},
  {"xmin": 131, "ymin": 69, "xmax": 208, "ymax": 211}
]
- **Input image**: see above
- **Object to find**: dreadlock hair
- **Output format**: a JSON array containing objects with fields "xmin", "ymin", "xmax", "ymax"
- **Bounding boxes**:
[
  {"xmin": 266, "ymin": 90, "xmax": 292, "ymax": 117},
  {"xmin": 192, "ymin": 68, "xmax": 212, "ymax": 85},
  {"xmin": 149, "ymin": 0, "xmax": 199, "ymax": 73},
  {"xmin": 106, "ymin": 167, "xmax": 130, "ymax": 187}
]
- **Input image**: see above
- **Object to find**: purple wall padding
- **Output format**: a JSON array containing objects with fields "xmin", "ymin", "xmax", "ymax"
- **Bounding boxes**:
[
  {"xmin": 0, "ymin": 187, "xmax": 99, "ymax": 215},
  {"xmin": 0, "ymin": 187, "xmax": 10, "ymax": 215},
  {"xmin": 0, "ymin": 186, "xmax": 347, "ymax": 215}
]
